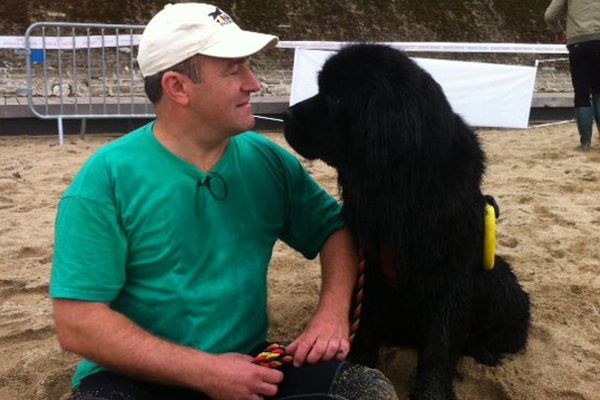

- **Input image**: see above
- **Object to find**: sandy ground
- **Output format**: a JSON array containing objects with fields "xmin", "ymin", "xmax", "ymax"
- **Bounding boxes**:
[{"xmin": 1, "ymin": 124, "xmax": 599, "ymax": 399}]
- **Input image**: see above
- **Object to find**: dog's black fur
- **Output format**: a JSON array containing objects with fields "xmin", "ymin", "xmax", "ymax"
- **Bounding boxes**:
[{"xmin": 283, "ymin": 44, "xmax": 531, "ymax": 400}]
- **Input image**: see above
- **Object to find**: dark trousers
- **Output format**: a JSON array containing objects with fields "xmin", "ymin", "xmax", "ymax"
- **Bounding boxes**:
[
  {"xmin": 568, "ymin": 40, "xmax": 600, "ymax": 107},
  {"xmin": 73, "ymin": 361, "xmax": 350, "ymax": 400}
]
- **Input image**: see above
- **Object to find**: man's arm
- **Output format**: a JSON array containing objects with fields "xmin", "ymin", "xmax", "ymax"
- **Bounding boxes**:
[
  {"xmin": 544, "ymin": 0, "xmax": 566, "ymax": 34},
  {"xmin": 54, "ymin": 299, "xmax": 283, "ymax": 399},
  {"xmin": 286, "ymin": 227, "xmax": 358, "ymax": 366}
]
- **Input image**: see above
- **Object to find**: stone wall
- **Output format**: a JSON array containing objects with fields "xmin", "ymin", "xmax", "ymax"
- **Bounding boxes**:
[
  {"xmin": 0, "ymin": 0, "xmax": 572, "ymax": 100},
  {"xmin": 0, "ymin": 0, "xmax": 555, "ymax": 41}
]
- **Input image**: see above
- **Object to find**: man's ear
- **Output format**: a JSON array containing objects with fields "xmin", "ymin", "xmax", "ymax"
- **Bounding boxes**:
[{"xmin": 161, "ymin": 71, "xmax": 191, "ymax": 106}]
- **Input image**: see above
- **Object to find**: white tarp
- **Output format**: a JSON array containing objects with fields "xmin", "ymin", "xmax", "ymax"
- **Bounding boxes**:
[{"xmin": 289, "ymin": 48, "xmax": 538, "ymax": 129}]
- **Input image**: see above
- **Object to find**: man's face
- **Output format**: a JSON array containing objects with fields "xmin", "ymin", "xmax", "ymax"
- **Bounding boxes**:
[{"xmin": 188, "ymin": 55, "xmax": 261, "ymax": 137}]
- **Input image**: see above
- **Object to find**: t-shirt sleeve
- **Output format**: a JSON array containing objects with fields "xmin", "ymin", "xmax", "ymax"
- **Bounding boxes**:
[
  {"xmin": 50, "ymin": 159, "xmax": 128, "ymax": 302},
  {"xmin": 277, "ymin": 151, "xmax": 345, "ymax": 260}
]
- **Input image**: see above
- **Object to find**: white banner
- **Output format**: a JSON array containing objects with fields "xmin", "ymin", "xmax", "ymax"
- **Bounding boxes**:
[{"xmin": 290, "ymin": 48, "xmax": 538, "ymax": 129}]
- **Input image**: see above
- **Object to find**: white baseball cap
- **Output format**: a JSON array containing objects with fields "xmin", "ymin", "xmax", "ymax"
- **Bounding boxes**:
[{"xmin": 137, "ymin": 3, "xmax": 279, "ymax": 77}]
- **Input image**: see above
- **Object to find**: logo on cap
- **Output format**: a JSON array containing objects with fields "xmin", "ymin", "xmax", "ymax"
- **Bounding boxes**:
[{"xmin": 208, "ymin": 7, "xmax": 234, "ymax": 26}]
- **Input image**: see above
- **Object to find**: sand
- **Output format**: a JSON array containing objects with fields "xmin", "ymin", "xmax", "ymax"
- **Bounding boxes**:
[{"xmin": 1, "ymin": 124, "xmax": 599, "ymax": 399}]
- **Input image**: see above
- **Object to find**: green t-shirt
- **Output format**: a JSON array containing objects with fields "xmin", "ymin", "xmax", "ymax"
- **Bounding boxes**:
[{"xmin": 50, "ymin": 122, "xmax": 344, "ymax": 388}]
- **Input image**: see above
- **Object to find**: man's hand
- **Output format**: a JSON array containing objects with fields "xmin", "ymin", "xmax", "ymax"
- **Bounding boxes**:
[
  {"xmin": 203, "ymin": 353, "xmax": 284, "ymax": 400},
  {"xmin": 286, "ymin": 309, "xmax": 350, "ymax": 367},
  {"xmin": 554, "ymin": 32, "xmax": 567, "ymax": 44}
]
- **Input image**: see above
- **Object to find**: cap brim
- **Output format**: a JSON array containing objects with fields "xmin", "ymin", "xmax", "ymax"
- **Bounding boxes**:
[{"xmin": 199, "ymin": 30, "xmax": 278, "ymax": 59}]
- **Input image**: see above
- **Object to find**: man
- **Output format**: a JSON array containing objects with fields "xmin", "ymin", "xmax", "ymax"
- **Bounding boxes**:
[
  {"xmin": 50, "ymin": 3, "xmax": 397, "ymax": 399},
  {"xmin": 545, "ymin": 0, "xmax": 600, "ymax": 150}
]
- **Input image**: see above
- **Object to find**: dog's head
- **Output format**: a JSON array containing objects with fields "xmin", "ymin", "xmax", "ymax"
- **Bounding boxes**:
[{"xmin": 284, "ymin": 44, "xmax": 477, "ymax": 175}]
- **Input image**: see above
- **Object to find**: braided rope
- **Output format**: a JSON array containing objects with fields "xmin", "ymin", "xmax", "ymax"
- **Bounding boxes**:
[
  {"xmin": 252, "ymin": 343, "xmax": 294, "ymax": 368},
  {"xmin": 253, "ymin": 258, "xmax": 366, "ymax": 369},
  {"xmin": 349, "ymin": 258, "xmax": 366, "ymax": 344}
]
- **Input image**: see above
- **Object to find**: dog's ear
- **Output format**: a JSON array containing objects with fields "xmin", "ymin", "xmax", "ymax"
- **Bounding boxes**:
[
  {"xmin": 357, "ymin": 81, "xmax": 424, "ymax": 171},
  {"xmin": 357, "ymin": 71, "xmax": 460, "ymax": 172}
]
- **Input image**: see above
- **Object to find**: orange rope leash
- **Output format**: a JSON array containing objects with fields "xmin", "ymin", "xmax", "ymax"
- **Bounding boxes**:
[{"xmin": 349, "ymin": 258, "xmax": 366, "ymax": 344}]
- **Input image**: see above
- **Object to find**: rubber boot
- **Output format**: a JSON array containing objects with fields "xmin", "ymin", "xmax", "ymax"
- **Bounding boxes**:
[
  {"xmin": 575, "ymin": 107, "xmax": 593, "ymax": 150},
  {"xmin": 593, "ymin": 94, "xmax": 600, "ymax": 136}
]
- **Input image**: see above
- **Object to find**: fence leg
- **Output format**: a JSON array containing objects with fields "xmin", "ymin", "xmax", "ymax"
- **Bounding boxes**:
[
  {"xmin": 80, "ymin": 118, "xmax": 87, "ymax": 140},
  {"xmin": 58, "ymin": 117, "xmax": 64, "ymax": 146}
]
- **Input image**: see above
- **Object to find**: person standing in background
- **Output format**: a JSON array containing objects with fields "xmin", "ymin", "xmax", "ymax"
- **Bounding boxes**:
[{"xmin": 545, "ymin": 0, "xmax": 600, "ymax": 151}]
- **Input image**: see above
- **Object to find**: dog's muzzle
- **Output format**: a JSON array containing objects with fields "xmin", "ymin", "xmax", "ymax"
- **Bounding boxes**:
[
  {"xmin": 282, "ymin": 95, "xmax": 318, "ymax": 133},
  {"xmin": 282, "ymin": 94, "xmax": 332, "ymax": 161}
]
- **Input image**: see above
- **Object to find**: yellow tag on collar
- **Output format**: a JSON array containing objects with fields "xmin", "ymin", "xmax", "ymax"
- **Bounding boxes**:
[{"xmin": 483, "ymin": 203, "xmax": 496, "ymax": 270}]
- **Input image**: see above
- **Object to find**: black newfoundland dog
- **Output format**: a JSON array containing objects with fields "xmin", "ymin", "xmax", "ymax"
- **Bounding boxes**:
[{"xmin": 283, "ymin": 44, "xmax": 531, "ymax": 399}]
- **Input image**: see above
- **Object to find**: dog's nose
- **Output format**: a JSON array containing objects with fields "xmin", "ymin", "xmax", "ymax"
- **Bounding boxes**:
[
  {"xmin": 282, "ymin": 108, "xmax": 298, "ymax": 149},
  {"xmin": 282, "ymin": 108, "xmax": 294, "ymax": 126},
  {"xmin": 282, "ymin": 109, "xmax": 296, "ymax": 137}
]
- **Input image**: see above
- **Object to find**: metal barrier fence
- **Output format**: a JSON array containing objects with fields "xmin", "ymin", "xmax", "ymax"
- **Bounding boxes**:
[
  {"xmin": 19, "ymin": 24, "xmax": 571, "ymax": 143},
  {"xmin": 23, "ymin": 22, "xmax": 153, "ymax": 145}
]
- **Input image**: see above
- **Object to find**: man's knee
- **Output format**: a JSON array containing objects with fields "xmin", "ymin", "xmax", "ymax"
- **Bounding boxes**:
[{"xmin": 331, "ymin": 364, "xmax": 398, "ymax": 400}]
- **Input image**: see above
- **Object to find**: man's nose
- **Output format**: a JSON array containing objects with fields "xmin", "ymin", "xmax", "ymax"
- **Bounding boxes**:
[{"xmin": 243, "ymin": 68, "xmax": 262, "ymax": 93}]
